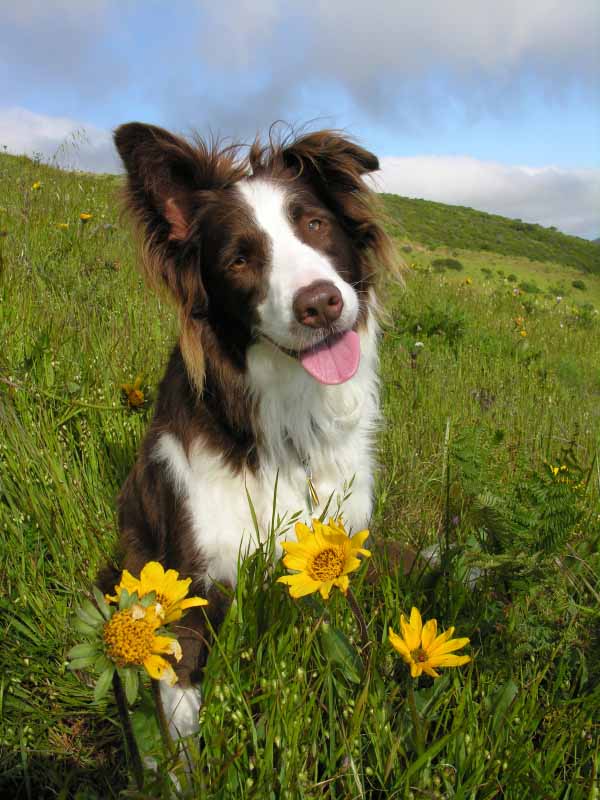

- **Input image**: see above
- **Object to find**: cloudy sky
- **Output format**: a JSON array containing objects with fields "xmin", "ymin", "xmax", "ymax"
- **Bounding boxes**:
[{"xmin": 1, "ymin": 1, "xmax": 599, "ymax": 238}]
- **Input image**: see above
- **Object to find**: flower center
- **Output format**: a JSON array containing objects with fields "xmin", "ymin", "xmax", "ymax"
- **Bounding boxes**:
[
  {"xmin": 309, "ymin": 547, "xmax": 345, "ymax": 581},
  {"xmin": 103, "ymin": 609, "xmax": 155, "ymax": 666},
  {"xmin": 411, "ymin": 647, "xmax": 428, "ymax": 663}
]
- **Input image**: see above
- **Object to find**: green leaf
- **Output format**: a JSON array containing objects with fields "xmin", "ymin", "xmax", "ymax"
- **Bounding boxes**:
[
  {"xmin": 67, "ymin": 643, "xmax": 97, "ymax": 660},
  {"xmin": 119, "ymin": 588, "xmax": 130, "ymax": 610},
  {"xmin": 320, "ymin": 623, "xmax": 362, "ymax": 684},
  {"xmin": 94, "ymin": 653, "xmax": 112, "ymax": 673},
  {"xmin": 72, "ymin": 617, "xmax": 96, "ymax": 635},
  {"xmin": 123, "ymin": 667, "xmax": 140, "ymax": 706},
  {"xmin": 68, "ymin": 655, "xmax": 97, "ymax": 670},
  {"xmin": 92, "ymin": 586, "xmax": 111, "ymax": 619},
  {"xmin": 76, "ymin": 603, "xmax": 102, "ymax": 626},
  {"xmin": 94, "ymin": 665, "xmax": 115, "ymax": 703}
]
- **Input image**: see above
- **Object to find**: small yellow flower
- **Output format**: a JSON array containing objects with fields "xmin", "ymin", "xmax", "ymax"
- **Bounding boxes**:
[
  {"xmin": 107, "ymin": 561, "xmax": 208, "ymax": 624},
  {"xmin": 121, "ymin": 375, "xmax": 145, "ymax": 408},
  {"xmin": 277, "ymin": 517, "xmax": 370, "ymax": 600},
  {"xmin": 79, "ymin": 212, "xmax": 93, "ymax": 222},
  {"xmin": 465, "ymin": 277, "xmax": 472, "ymax": 285},
  {"xmin": 102, "ymin": 603, "xmax": 181, "ymax": 685},
  {"xmin": 31, "ymin": 181, "xmax": 42, "ymax": 191},
  {"xmin": 57, "ymin": 223, "xmax": 69, "ymax": 230},
  {"xmin": 389, "ymin": 607, "xmax": 471, "ymax": 679},
  {"xmin": 520, "ymin": 329, "xmax": 527, "ymax": 337}
]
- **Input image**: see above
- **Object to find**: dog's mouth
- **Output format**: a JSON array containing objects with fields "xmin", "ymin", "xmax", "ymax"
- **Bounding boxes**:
[{"xmin": 263, "ymin": 330, "xmax": 361, "ymax": 385}]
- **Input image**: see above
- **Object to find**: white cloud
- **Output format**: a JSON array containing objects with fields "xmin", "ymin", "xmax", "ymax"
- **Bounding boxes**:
[
  {"xmin": 376, "ymin": 156, "xmax": 600, "ymax": 238},
  {"xmin": 0, "ymin": 107, "xmax": 119, "ymax": 173}
]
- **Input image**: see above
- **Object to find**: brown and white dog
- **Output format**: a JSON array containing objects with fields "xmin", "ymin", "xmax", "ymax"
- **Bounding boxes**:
[{"xmin": 100, "ymin": 122, "xmax": 394, "ymax": 740}]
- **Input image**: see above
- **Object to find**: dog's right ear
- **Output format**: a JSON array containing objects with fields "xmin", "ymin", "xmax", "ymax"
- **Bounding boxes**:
[{"xmin": 114, "ymin": 122, "xmax": 203, "ymax": 254}]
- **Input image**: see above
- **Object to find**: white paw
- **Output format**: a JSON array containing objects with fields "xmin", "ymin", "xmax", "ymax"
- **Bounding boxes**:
[{"xmin": 159, "ymin": 682, "xmax": 202, "ymax": 740}]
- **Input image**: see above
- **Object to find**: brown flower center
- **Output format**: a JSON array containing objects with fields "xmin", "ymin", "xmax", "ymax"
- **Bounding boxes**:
[
  {"xmin": 411, "ymin": 647, "xmax": 428, "ymax": 663},
  {"xmin": 103, "ymin": 609, "xmax": 155, "ymax": 666},
  {"xmin": 309, "ymin": 547, "xmax": 345, "ymax": 581}
]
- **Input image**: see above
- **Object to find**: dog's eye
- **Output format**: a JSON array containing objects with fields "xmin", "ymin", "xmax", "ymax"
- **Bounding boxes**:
[
  {"xmin": 307, "ymin": 218, "xmax": 322, "ymax": 232},
  {"xmin": 230, "ymin": 256, "xmax": 248, "ymax": 269}
]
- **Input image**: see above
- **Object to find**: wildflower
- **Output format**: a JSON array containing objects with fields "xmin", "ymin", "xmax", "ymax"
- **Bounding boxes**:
[
  {"xmin": 31, "ymin": 181, "xmax": 42, "ymax": 191},
  {"xmin": 121, "ymin": 375, "xmax": 145, "ymax": 408},
  {"xmin": 520, "ymin": 330, "xmax": 527, "ymax": 337},
  {"xmin": 103, "ymin": 602, "xmax": 181, "ymax": 684},
  {"xmin": 106, "ymin": 561, "xmax": 208, "ymax": 623},
  {"xmin": 79, "ymin": 212, "xmax": 93, "ymax": 222},
  {"xmin": 277, "ymin": 517, "xmax": 370, "ymax": 599},
  {"xmin": 414, "ymin": 341, "xmax": 424, "ymax": 349},
  {"xmin": 389, "ymin": 607, "xmax": 471, "ymax": 678},
  {"xmin": 57, "ymin": 223, "xmax": 69, "ymax": 230},
  {"xmin": 512, "ymin": 288, "xmax": 521, "ymax": 296},
  {"xmin": 465, "ymin": 277, "xmax": 472, "ymax": 285}
]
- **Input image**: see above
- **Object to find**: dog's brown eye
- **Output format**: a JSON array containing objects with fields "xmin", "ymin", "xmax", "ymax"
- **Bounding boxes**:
[
  {"xmin": 307, "ymin": 218, "xmax": 322, "ymax": 232},
  {"xmin": 230, "ymin": 256, "xmax": 247, "ymax": 269}
]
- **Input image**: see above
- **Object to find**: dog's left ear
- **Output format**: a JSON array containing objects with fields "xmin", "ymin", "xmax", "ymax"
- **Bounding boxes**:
[{"xmin": 280, "ymin": 131, "xmax": 389, "ymax": 257}]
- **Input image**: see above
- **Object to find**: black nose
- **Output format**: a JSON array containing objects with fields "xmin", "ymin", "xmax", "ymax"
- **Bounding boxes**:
[{"xmin": 293, "ymin": 280, "xmax": 344, "ymax": 328}]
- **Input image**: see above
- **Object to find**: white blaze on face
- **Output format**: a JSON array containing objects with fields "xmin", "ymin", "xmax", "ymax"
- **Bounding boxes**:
[{"xmin": 237, "ymin": 179, "xmax": 359, "ymax": 351}]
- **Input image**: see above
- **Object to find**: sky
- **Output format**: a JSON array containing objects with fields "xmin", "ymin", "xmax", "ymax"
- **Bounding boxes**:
[{"xmin": 1, "ymin": 1, "xmax": 599, "ymax": 238}]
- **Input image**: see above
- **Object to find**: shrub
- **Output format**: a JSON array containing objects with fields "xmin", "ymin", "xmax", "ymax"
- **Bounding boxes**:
[
  {"xmin": 432, "ymin": 257, "xmax": 464, "ymax": 271},
  {"xmin": 518, "ymin": 280, "xmax": 541, "ymax": 294},
  {"xmin": 572, "ymin": 279, "xmax": 586, "ymax": 291},
  {"xmin": 507, "ymin": 273, "xmax": 518, "ymax": 282},
  {"xmin": 481, "ymin": 267, "xmax": 493, "ymax": 278}
]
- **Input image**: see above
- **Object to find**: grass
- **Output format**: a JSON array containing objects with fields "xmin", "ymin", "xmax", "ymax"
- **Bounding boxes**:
[{"xmin": 0, "ymin": 153, "xmax": 599, "ymax": 798}]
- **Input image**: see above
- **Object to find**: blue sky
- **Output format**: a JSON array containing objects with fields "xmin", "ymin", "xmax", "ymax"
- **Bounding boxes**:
[{"xmin": 1, "ymin": 1, "xmax": 598, "ymax": 237}]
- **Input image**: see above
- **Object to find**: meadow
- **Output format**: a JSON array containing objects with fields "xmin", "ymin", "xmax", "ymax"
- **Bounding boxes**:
[{"xmin": 0, "ymin": 152, "xmax": 599, "ymax": 799}]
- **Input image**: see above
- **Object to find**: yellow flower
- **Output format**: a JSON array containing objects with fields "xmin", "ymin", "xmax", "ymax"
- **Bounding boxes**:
[
  {"xmin": 389, "ymin": 607, "xmax": 471, "ymax": 679},
  {"xmin": 57, "ymin": 223, "xmax": 69, "ymax": 230},
  {"xmin": 277, "ymin": 517, "xmax": 370, "ymax": 600},
  {"xmin": 121, "ymin": 375, "xmax": 145, "ymax": 408},
  {"xmin": 79, "ymin": 212, "xmax": 93, "ymax": 222},
  {"xmin": 102, "ymin": 603, "xmax": 181, "ymax": 685},
  {"xmin": 106, "ymin": 561, "xmax": 208, "ymax": 624},
  {"xmin": 520, "ymin": 329, "xmax": 527, "ymax": 337},
  {"xmin": 31, "ymin": 181, "xmax": 42, "ymax": 191},
  {"xmin": 465, "ymin": 277, "xmax": 472, "ymax": 285}
]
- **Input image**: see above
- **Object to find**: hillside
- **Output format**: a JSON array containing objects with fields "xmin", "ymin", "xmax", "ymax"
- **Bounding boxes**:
[{"xmin": 381, "ymin": 193, "xmax": 600, "ymax": 275}]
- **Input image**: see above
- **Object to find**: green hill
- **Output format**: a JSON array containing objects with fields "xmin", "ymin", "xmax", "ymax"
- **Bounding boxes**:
[{"xmin": 381, "ymin": 193, "xmax": 600, "ymax": 274}]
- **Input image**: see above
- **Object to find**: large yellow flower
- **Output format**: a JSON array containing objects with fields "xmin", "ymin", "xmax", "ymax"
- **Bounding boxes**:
[
  {"xmin": 277, "ymin": 518, "xmax": 370, "ymax": 600},
  {"xmin": 103, "ymin": 603, "xmax": 181, "ymax": 685},
  {"xmin": 107, "ymin": 561, "xmax": 208, "ymax": 623},
  {"xmin": 389, "ymin": 607, "xmax": 471, "ymax": 678}
]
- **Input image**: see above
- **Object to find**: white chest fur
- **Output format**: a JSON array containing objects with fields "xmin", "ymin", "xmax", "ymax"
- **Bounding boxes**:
[{"xmin": 153, "ymin": 321, "xmax": 379, "ymax": 588}]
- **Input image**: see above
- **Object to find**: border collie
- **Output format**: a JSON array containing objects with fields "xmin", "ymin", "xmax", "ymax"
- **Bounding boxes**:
[{"xmin": 100, "ymin": 122, "xmax": 394, "ymax": 740}]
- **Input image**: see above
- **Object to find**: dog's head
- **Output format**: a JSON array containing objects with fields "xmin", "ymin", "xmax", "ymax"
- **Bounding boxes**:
[{"xmin": 114, "ymin": 123, "xmax": 393, "ymax": 389}]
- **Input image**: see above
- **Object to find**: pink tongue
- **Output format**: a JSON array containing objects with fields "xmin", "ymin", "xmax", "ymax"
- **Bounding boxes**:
[{"xmin": 299, "ymin": 331, "xmax": 360, "ymax": 385}]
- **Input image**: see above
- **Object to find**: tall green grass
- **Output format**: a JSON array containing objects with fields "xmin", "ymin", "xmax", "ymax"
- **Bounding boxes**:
[{"xmin": 0, "ymin": 154, "xmax": 599, "ymax": 798}]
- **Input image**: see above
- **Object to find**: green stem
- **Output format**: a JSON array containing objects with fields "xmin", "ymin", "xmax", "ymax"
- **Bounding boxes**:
[
  {"xmin": 113, "ymin": 672, "xmax": 144, "ymax": 790},
  {"xmin": 407, "ymin": 679, "xmax": 424, "ymax": 757},
  {"xmin": 346, "ymin": 587, "xmax": 369, "ymax": 654},
  {"xmin": 151, "ymin": 679, "xmax": 177, "ymax": 759}
]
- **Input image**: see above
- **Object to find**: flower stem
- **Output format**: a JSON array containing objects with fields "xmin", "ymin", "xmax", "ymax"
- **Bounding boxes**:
[
  {"xmin": 112, "ymin": 671, "xmax": 144, "ymax": 790},
  {"xmin": 407, "ymin": 679, "xmax": 424, "ymax": 756},
  {"xmin": 346, "ymin": 587, "xmax": 369, "ymax": 653},
  {"xmin": 151, "ymin": 679, "xmax": 177, "ymax": 759}
]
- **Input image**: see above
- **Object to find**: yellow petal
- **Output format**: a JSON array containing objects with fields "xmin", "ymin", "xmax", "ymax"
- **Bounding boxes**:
[
  {"xmin": 180, "ymin": 596, "xmax": 208, "ymax": 610},
  {"xmin": 410, "ymin": 661, "xmax": 422, "ymax": 678},
  {"xmin": 139, "ymin": 561, "xmax": 166, "ymax": 589},
  {"xmin": 429, "ymin": 636, "xmax": 470, "ymax": 658},
  {"xmin": 421, "ymin": 618, "xmax": 438, "ymax": 650},
  {"xmin": 319, "ymin": 580, "xmax": 335, "ymax": 600},
  {"xmin": 422, "ymin": 663, "xmax": 441, "ymax": 678},
  {"xmin": 281, "ymin": 553, "xmax": 311, "ymax": 571},
  {"xmin": 388, "ymin": 628, "xmax": 411, "ymax": 660},
  {"xmin": 334, "ymin": 575, "xmax": 349, "ymax": 595},
  {"xmin": 294, "ymin": 522, "xmax": 314, "ymax": 541},
  {"xmin": 144, "ymin": 654, "xmax": 178, "ymax": 685},
  {"xmin": 152, "ymin": 635, "xmax": 183, "ymax": 662},
  {"xmin": 350, "ymin": 529, "xmax": 370, "ymax": 549},
  {"xmin": 400, "ymin": 614, "xmax": 420, "ymax": 651},
  {"xmin": 430, "ymin": 654, "xmax": 471, "ymax": 669},
  {"xmin": 427, "ymin": 627, "xmax": 455, "ymax": 654},
  {"xmin": 277, "ymin": 573, "xmax": 322, "ymax": 598},
  {"xmin": 409, "ymin": 607, "xmax": 423, "ymax": 640},
  {"xmin": 342, "ymin": 555, "xmax": 362, "ymax": 575}
]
